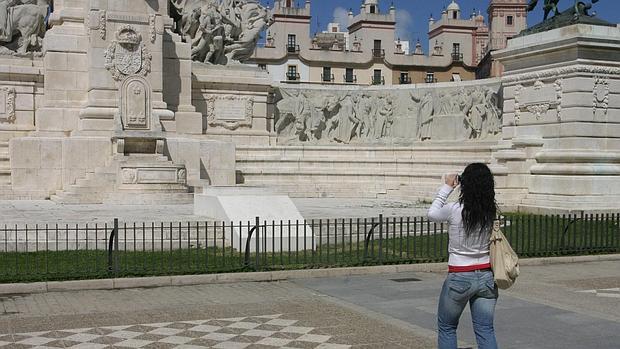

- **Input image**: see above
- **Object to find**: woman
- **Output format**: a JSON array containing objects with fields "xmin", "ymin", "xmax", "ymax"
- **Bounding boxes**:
[{"xmin": 428, "ymin": 163, "xmax": 499, "ymax": 349}]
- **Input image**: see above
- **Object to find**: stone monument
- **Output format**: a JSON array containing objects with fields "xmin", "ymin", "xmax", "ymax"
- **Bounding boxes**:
[
  {"xmin": 493, "ymin": 0, "xmax": 620, "ymax": 211},
  {"xmin": 0, "ymin": 0, "xmax": 618, "ymax": 216}
]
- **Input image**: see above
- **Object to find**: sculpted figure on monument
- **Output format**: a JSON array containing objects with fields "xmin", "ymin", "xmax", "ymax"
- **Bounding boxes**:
[
  {"xmin": 0, "ymin": 0, "xmax": 50, "ymax": 54},
  {"xmin": 170, "ymin": 0, "xmax": 273, "ymax": 64},
  {"xmin": 527, "ymin": 0, "xmax": 601, "ymax": 20}
]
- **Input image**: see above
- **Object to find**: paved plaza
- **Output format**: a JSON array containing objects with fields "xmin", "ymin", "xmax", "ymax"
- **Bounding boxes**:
[
  {"xmin": 0, "ymin": 260, "xmax": 618, "ymax": 348},
  {"xmin": 0, "ymin": 199, "xmax": 427, "ymax": 224}
]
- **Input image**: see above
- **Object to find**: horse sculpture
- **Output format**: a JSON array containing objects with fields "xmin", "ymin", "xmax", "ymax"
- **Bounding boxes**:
[
  {"xmin": 528, "ymin": 0, "xmax": 601, "ymax": 20},
  {"xmin": 10, "ymin": 4, "xmax": 48, "ymax": 53},
  {"xmin": 0, "ymin": 0, "xmax": 50, "ymax": 54}
]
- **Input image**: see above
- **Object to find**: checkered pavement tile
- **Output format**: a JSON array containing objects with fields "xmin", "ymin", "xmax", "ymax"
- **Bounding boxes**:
[{"xmin": 0, "ymin": 314, "xmax": 352, "ymax": 348}]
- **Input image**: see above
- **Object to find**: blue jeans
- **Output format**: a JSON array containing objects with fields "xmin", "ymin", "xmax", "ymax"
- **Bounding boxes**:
[{"xmin": 437, "ymin": 270, "xmax": 498, "ymax": 349}]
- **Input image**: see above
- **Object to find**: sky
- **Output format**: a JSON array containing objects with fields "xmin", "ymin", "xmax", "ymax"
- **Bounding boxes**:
[{"xmin": 257, "ymin": 0, "xmax": 620, "ymax": 51}]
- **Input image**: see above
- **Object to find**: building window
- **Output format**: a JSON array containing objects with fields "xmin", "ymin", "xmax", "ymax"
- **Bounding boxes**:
[
  {"xmin": 285, "ymin": 0, "xmax": 292, "ymax": 7},
  {"xmin": 452, "ymin": 43, "xmax": 462, "ymax": 62},
  {"xmin": 425, "ymin": 72, "xmax": 435, "ymax": 83},
  {"xmin": 452, "ymin": 11, "xmax": 457, "ymax": 19},
  {"xmin": 345, "ymin": 68, "xmax": 355, "ymax": 83},
  {"xmin": 369, "ymin": 5, "xmax": 376, "ymax": 14},
  {"xmin": 451, "ymin": 73, "xmax": 461, "ymax": 82},
  {"xmin": 287, "ymin": 34, "xmax": 298, "ymax": 53},
  {"xmin": 373, "ymin": 40, "xmax": 384, "ymax": 57},
  {"xmin": 258, "ymin": 64, "xmax": 267, "ymax": 70},
  {"xmin": 507, "ymin": 15, "xmax": 514, "ymax": 26},
  {"xmin": 322, "ymin": 67, "xmax": 333, "ymax": 82},
  {"xmin": 332, "ymin": 26, "xmax": 338, "ymax": 33},
  {"xmin": 287, "ymin": 65, "xmax": 298, "ymax": 81},
  {"xmin": 372, "ymin": 69, "xmax": 383, "ymax": 85},
  {"xmin": 399, "ymin": 72, "xmax": 411, "ymax": 84}
]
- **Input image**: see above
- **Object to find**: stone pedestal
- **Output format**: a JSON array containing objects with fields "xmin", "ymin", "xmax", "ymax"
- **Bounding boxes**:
[
  {"xmin": 192, "ymin": 64, "xmax": 275, "ymax": 145},
  {"xmin": 494, "ymin": 23, "xmax": 620, "ymax": 212}
]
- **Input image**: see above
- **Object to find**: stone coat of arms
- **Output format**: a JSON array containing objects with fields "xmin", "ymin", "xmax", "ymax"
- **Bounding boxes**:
[{"xmin": 105, "ymin": 25, "xmax": 152, "ymax": 81}]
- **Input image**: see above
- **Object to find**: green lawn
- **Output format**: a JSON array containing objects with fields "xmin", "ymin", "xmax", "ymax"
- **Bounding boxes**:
[{"xmin": 1, "ymin": 214, "xmax": 618, "ymax": 283}]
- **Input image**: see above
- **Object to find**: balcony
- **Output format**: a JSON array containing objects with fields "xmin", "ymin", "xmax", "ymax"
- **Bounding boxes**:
[
  {"xmin": 287, "ymin": 44, "xmax": 300, "ymax": 53},
  {"xmin": 322, "ymin": 74, "xmax": 335, "ymax": 83},
  {"xmin": 425, "ymin": 76, "xmax": 437, "ymax": 84},
  {"xmin": 372, "ymin": 49, "xmax": 385, "ymax": 58},
  {"xmin": 371, "ymin": 76, "xmax": 385, "ymax": 85},
  {"xmin": 399, "ymin": 76, "xmax": 412, "ymax": 84},
  {"xmin": 451, "ymin": 52, "xmax": 463, "ymax": 62},
  {"xmin": 286, "ymin": 73, "xmax": 300, "ymax": 81},
  {"xmin": 343, "ymin": 74, "xmax": 357, "ymax": 84}
]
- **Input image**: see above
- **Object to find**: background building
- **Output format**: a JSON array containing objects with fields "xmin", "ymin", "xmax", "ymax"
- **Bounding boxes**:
[{"xmin": 250, "ymin": 0, "xmax": 528, "ymax": 85}]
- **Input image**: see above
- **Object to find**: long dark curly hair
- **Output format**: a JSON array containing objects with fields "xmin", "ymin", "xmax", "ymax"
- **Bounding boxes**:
[{"xmin": 459, "ymin": 163, "xmax": 497, "ymax": 234}]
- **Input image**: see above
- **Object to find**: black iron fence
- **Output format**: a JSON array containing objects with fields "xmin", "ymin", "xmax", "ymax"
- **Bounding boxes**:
[{"xmin": 1, "ymin": 213, "xmax": 618, "ymax": 283}]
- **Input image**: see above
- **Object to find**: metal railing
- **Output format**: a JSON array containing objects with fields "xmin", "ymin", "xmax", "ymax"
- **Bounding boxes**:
[
  {"xmin": 451, "ymin": 52, "xmax": 463, "ymax": 62},
  {"xmin": 399, "ymin": 76, "xmax": 412, "ymax": 84},
  {"xmin": 425, "ymin": 76, "xmax": 437, "ymax": 83},
  {"xmin": 1, "ymin": 213, "xmax": 618, "ymax": 283},
  {"xmin": 343, "ymin": 74, "xmax": 357, "ymax": 84},
  {"xmin": 286, "ymin": 72, "xmax": 300, "ymax": 81},
  {"xmin": 287, "ymin": 44, "xmax": 300, "ymax": 53},
  {"xmin": 372, "ymin": 48, "xmax": 385, "ymax": 58},
  {"xmin": 322, "ymin": 73, "xmax": 335, "ymax": 83},
  {"xmin": 371, "ymin": 76, "xmax": 385, "ymax": 85}
]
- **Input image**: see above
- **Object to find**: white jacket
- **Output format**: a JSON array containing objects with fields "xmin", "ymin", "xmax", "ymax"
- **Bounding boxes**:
[{"xmin": 427, "ymin": 184, "xmax": 491, "ymax": 267}]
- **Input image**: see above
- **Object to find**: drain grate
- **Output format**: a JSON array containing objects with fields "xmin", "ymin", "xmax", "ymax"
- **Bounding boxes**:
[{"xmin": 390, "ymin": 277, "xmax": 422, "ymax": 283}]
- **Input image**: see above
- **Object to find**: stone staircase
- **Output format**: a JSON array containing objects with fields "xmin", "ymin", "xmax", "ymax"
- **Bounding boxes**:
[
  {"xmin": 51, "ymin": 153, "xmax": 192, "ymax": 205},
  {"xmin": 235, "ymin": 142, "xmax": 496, "ymax": 201}
]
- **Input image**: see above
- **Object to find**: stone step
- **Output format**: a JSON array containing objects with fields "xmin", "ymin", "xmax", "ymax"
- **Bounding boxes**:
[
  {"xmin": 238, "ymin": 169, "xmax": 445, "ymax": 178},
  {"xmin": 75, "ymin": 176, "xmax": 116, "ymax": 187},
  {"xmin": 237, "ymin": 156, "xmax": 491, "ymax": 164},
  {"xmin": 103, "ymin": 192, "xmax": 194, "ymax": 205},
  {"xmin": 50, "ymin": 192, "xmax": 106, "ymax": 204}
]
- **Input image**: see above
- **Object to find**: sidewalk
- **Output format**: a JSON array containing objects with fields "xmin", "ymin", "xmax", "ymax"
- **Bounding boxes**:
[
  {"xmin": 296, "ymin": 260, "xmax": 620, "ymax": 349},
  {"xmin": 0, "ymin": 280, "xmax": 434, "ymax": 348},
  {"xmin": 1, "ymin": 259, "xmax": 618, "ymax": 348}
]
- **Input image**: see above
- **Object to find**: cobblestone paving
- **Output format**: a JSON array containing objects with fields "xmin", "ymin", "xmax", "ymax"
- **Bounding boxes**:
[{"xmin": 0, "ymin": 282, "xmax": 435, "ymax": 349}]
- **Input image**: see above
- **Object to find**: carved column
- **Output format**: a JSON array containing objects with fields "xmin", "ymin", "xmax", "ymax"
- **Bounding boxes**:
[
  {"xmin": 77, "ymin": 0, "xmax": 173, "ymax": 135},
  {"xmin": 36, "ymin": 0, "xmax": 89, "ymax": 134}
]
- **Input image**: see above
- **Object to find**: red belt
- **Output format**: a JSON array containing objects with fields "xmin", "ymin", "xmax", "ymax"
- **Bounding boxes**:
[{"xmin": 448, "ymin": 263, "xmax": 492, "ymax": 273}]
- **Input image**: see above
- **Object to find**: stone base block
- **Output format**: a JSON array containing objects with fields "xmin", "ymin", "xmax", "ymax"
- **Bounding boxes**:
[
  {"xmin": 175, "ymin": 111, "xmax": 204, "ymax": 134},
  {"xmin": 194, "ymin": 186, "xmax": 314, "ymax": 252}
]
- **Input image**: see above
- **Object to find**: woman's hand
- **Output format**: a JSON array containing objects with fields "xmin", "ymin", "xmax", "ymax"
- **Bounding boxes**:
[{"xmin": 445, "ymin": 174, "xmax": 459, "ymax": 188}]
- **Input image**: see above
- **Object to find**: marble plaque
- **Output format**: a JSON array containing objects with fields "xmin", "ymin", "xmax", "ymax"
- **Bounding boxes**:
[{"xmin": 206, "ymin": 95, "xmax": 254, "ymax": 130}]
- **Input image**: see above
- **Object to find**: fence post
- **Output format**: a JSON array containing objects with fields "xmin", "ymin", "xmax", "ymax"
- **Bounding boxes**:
[
  {"xmin": 378, "ymin": 214, "xmax": 383, "ymax": 263},
  {"xmin": 107, "ymin": 218, "xmax": 119, "ymax": 276},
  {"xmin": 255, "ymin": 216, "xmax": 260, "ymax": 271}
]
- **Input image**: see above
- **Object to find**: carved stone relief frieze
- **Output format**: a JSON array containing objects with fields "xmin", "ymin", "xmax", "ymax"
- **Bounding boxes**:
[
  {"xmin": 593, "ymin": 78, "xmax": 610, "ymax": 117},
  {"xmin": 149, "ymin": 15, "xmax": 157, "ymax": 43},
  {"xmin": 514, "ymin": 79, "xmax": 562, "ymax": 122},
  {"xmin": 121, "ymin": 168, "xmax": 138, "ymax": 184},
  {"xmin": 206, "ymin": 95, "xmax": 254, "ymax": 130},
  {"xmin": 275, "ymin": 83, "xmax": 503, "ymax": 145},
  {"xmin": 100, "ymin": 11, "xmax": 107, "ymax": 39},
  {"xmin": 104, "ymin": 25, "xmax": 152, "ymax": 81},
  {"xmin": 0, "ymin": 87, "xmax": 16, "ymax": 123}
]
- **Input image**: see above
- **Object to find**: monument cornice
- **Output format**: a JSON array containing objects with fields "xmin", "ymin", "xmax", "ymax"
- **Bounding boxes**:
[{"xmin": 503, "ymin": 64, "xmax": 620, "ymax": 84}]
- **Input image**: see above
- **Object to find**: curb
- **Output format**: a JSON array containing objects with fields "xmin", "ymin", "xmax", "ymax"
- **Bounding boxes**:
[{"xmin": 1, "ymin": 254, "xmax": 619, "ymax": 296}]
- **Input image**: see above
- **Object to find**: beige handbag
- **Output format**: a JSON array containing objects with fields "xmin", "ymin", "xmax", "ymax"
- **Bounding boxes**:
[{"xmin": 489, "ymin": 220, "xmax": 520, "ymax": 289}]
